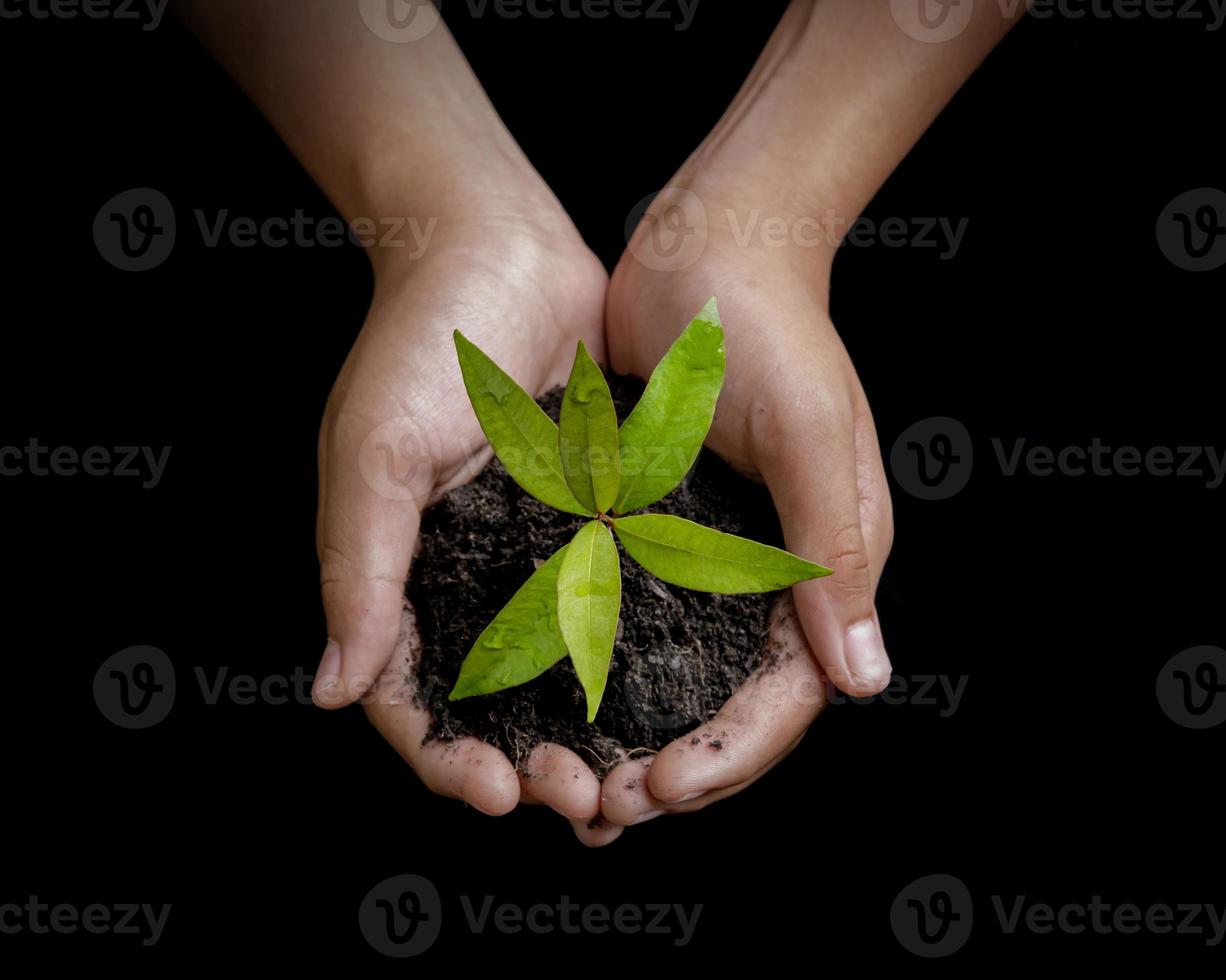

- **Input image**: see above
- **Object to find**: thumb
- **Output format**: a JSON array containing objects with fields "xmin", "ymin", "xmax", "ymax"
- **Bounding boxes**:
[
  {"xmin": 755, "ymin": 376, "xmax": 892, "ymax": 697},
  {"xmin": 312, "ymin": 408, "xmax": 431, "ymax": 708}
]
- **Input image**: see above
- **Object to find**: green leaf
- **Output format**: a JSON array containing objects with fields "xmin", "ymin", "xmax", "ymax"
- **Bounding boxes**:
[
  {"xmin": 449, "ymin": 545, "xmax": 571, "ymax": 701},
  {"xmin": 558, "ymin": 342, "xmax": 621, "ymax": 514},
  {"xmin": 454, "ymin": 331, "xmax": 591, "ymax": 517},
  {"xmin": 613, "ymin": 297, "xmax": 725, "ymax": 514},
  {"xmin": 556, "ymin": 520, "xmax": 621, "ymax": 722},
  {"xmin": 614, "ymin": 514, "xmax": 831, "ymax": 594}
]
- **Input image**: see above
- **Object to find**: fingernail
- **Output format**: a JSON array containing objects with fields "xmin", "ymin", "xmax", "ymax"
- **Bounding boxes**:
[
  {"xmin": 676, "ymin": 791, "xmax": 704, "ymax": 803},
  {"xmin": 311, "ymin": 639, "xmax": 343, "ymax": 706},
  {"xmin": 844, "ymin": 620, "xmax": 891, "ymax": 684},
  {"xmin": 632, "ymin": 810, "xmax": 666, "ymax": 825}
]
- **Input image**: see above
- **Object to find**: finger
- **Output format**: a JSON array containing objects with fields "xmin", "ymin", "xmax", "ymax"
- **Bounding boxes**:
[
  {"xmin": 313, "ymin": 403, "xmax": 433, "ymax": 709},
  {"xmin": 363, "ymin": 604, "xmax": 520, "ymax": 816},
  {"xmin": 753, "ymin": 352, "xmax": 892, "ymax": 696},
  {"xmin": 646, "ymin": 733, "xmax": 806, "ymax": 818},
  {"xmin": 592, "ymin": 599, "xmax": 824, "ymax": 825},
  {"xmin": 517, "ymin": 743, "xmax": 602, "ymax": 822},
  {"xmin": 646, "ymin": 596, "xmax": 827, "ymax": 803},
  {"xmin": 567, "ymin": 814, "xmax": 625, "ymax": 847},
  {"xmin": 600, "ymin": 729, "xmax": 804, "ymax": 827},
  {"xmin": 599, "ymin": 758, "xmax": 661, "ymax": 827}
]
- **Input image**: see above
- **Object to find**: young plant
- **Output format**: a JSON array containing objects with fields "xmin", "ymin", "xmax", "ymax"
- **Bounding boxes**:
[{"xmin": 448, "ymin": 299, "xmax": 831, "ymax": 722}]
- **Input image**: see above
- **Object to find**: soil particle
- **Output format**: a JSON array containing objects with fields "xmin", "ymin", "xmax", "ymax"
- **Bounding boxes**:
[{"xmin": 408, "ymin": 376, "xmax": 786, "ymax": 777}]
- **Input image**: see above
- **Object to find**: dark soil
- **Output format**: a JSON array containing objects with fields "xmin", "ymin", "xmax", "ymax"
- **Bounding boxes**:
[{"xmin": 408, "ymin": 375, "xmax": 785, "ymax": 776}]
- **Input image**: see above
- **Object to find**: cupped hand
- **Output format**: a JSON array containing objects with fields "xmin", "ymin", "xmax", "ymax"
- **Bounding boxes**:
[
  {"xmin": 598, "ymin": 184, "xmax": 895, "ymax": 828},
  {"xmin": 312, "ymin": 194, "xmax": 622, "ymax": 842}
]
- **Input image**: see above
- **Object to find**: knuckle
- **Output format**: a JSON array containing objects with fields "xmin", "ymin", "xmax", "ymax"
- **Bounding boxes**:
[
  {"xmin": 319, "ymin": 543, "xmax": 360, "ymax": 589},
  {"xmin": 831, "ymin": 574, "xmax": 873, "ymax": 607},
  {"xmin": 824, "ymin": 521, "xmax": 873, "ymax": 603},
  {"xmin": 319, "ymin": 546, "xmax": 403, "ymax": 607}
]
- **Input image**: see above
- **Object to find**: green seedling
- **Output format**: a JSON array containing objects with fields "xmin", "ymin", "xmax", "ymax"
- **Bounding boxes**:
[{"xmin": 449, "ymin": 298, "xmax": 832, "ymax": 722}]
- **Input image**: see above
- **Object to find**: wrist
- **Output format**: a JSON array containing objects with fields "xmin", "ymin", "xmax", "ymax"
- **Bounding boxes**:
[
  {"xmin": 361, "ymin": 151, "xmax": 573, "ymax": 283},
  {"xmin": 367, "ymin": 173, "xmax": 607, "ymax": 353},
  {"xmin": 672, "ymin": 0, "xmax": 1020, "ymax": 254},
  {"xmin": 675, "ymin": 4, "xmax": 857, "ymax": 233}
]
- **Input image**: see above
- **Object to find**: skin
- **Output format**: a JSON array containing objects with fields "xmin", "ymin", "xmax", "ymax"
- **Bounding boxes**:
[
  {"xmin": 597, "ymin": 0, "xmax": 1026, "ymax": 831},
  {"xmin": 174, "ymin": 0, "xmax": 610, "ymax": 827},
  {"xmin": 174, "ymin": 0, "xmax": 1023, "ymax": 842}
]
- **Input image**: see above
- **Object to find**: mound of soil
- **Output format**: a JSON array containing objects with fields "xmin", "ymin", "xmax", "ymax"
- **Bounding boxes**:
[{"xmin": 408, "ymin": 376, "xmax": 786, "ymax": 776}]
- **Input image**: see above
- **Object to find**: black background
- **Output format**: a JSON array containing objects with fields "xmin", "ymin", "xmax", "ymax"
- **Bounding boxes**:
[{"xmin": 2, "ymin": 0, "xmax": 1223, "ymax": 968}]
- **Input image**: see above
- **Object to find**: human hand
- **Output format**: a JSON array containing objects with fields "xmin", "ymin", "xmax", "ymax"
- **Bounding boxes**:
[
  {"xmin": 592, "ymin": 0, "xmax": 1022, "ymax": 833},
  {"xmin": 597, "ymin": 176, "xmax": 894, "ymax": 829},
  {"xmin": 313, "ymin": 194, "xmax": 623, "ymax": 841}
]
